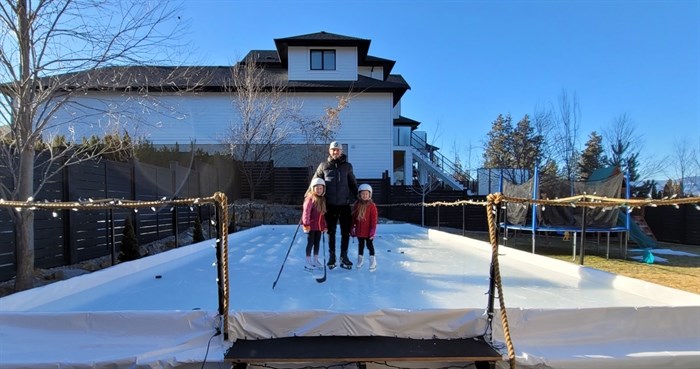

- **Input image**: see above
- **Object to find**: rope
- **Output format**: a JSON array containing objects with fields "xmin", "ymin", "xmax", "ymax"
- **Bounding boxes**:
[
  {"xmin": 486, "ymin": 193, "xmax": 516, "ymax": 369},
  {"xmin": 214, "ymin": 191, "xmax": 230, "ymax": 338}
]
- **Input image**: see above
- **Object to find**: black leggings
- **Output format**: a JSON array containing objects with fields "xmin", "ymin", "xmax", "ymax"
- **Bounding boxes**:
[
  {"xmin": 358, "ymin": 238, "xmax": 375, "ymax": 256},
  {"xmin": 305, "ymin": 231, "xmax": 322, "ymax": 256}
]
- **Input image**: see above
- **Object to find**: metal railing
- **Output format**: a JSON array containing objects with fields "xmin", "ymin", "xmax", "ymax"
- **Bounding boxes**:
[{"xmin": 410, "ymin": 131, "xmax": 472, "ymax": 185}]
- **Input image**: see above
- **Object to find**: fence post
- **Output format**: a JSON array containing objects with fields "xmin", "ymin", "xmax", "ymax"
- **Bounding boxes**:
[
  {"xmin": 110, "ymin": 209, "xmax": 116, "ymax": 266},
  {"xmin": 62, "ymin": 162, "xmax": 74, "ymax": 265}
]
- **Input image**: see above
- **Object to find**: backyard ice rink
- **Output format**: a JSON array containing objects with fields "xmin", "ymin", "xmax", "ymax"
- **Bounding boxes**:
[{"xmin": 1, "ymin": 223, "xmax": 699, "ymax": 369}]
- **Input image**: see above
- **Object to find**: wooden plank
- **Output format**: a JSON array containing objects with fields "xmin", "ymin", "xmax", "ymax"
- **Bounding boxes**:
[{"xmin": 226, "ymin": 336, "xmax": 502, "ymax": 363}]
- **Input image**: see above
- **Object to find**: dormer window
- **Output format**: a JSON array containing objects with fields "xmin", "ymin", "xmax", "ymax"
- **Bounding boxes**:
[{"xmin": 310, "ymin": 49, "xmax": 336, "ymax": 70}]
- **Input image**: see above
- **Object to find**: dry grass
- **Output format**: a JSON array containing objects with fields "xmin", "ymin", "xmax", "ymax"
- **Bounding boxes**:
[{"xmin": 439, "ymin": 228, "xmax": 700, "ymax": 295}]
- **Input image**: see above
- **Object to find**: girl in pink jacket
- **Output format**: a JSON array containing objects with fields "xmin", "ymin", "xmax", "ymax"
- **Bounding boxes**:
[{"xmin": 302, "ymin": 178, "xmax": 327, "ymax": 268}]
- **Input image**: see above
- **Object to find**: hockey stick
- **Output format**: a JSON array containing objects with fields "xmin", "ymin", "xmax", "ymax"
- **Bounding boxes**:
[
  {"xmin": 272, "ymin": 221, "xmax": 301, "ymax": 289},
  {"xmin": 315, "ymin": 232, "xmax": 327, "ymax": 283}
]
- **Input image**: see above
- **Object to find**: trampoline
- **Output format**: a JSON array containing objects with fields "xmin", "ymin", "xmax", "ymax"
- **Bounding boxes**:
[{"xmin": 500, "ymin": 166, "xmax": 630, "ymax": 259}]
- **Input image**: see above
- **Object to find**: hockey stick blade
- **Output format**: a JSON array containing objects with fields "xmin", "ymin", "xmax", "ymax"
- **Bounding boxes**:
[
  {"xmin": 315, "ymin": 273, "xmax": 326, "ymax": 283},
  {"xmin": 315, "ymin": 266, "xmax": 326, "ymax": 283}
]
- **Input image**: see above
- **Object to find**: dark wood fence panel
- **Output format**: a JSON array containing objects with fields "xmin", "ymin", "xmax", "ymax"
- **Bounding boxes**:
[
  {"xmin": 683, "ymin": 205, "xmax": 700, "ymax": 245},
  {"xmin": 33, "ymin": 168, "xmax": 67, "ymax": 267},
  {"xmin": 134, "ymin": 162, "xmax": 162, "ymax": 244},
  {"xmin": 383, "ymin": 186, "xmax": 488, "ymax": 231},
  {"xmin": 0, "ymin": 214, "xmax": 14, "ymax": 276},
  {"xmin": 0, "ymin": 157, "xmax": 216, "ymax": 282},
  {"xmin": 272, "ymin": 167, "xmax": 312, "ymax": 204},
  {"xmin": 645, "ymin": 204, "xmax": 700, "ymax": 245},
  {"xmin": 106, "ymin": 161, "xmax": 133, "ymax": 199},
  {"xmin": 66, "ymin": 162, "xmax": 110, "ymax": 264},
  {"xmin": 238, "ymin": 161, "xmax": 273, "ymax": 200}
]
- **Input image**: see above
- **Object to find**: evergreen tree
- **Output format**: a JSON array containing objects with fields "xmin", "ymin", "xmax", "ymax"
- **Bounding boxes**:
[
  {"xmin": 578, "ymin": 131, "xmax": 605, "ymax": 181},
  {"xmin": 605, "ymin": 138, "xmax": 640, "ymax": 183},
  {"xmin": 118, "ymin": 217, "xmax": 141, "ymax": 262},
  {"xmin": 484, "ymin": 114, "xmax": 543, "ymax": 183},
  {"xmin": 540, "ymin": 159, "xmax": 559, "ymax": 178},
  {"xmin": 483, "ymin": 114, "xmax": 513, "ymax": 169},
  {"xmin": 510, "ymin": 114, "xmax": 543, "ymax": 181},
  {"xmin": 638, "ymin": 179, "xmax": 658, "ymax": 198},
  {"xmin": 193, "ymin": 216, "xmax": 205, "ymax": 243}
]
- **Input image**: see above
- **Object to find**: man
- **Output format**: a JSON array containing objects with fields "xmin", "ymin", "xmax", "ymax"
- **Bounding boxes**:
[{"xmin": 314, "ymin": 141, "xmax": 358, "ymax": 269}]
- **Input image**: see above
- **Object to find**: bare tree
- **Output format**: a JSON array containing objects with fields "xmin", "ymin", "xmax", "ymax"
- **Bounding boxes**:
[
  {"xmin": 602, "ymin": 113, "xmax": 643, "ymax": 179},
  {"xmin": 410, "ymin": 173, "xmax": 441, "ymax": 227},
  {"xmin": 0, "ymin": 0, "xmax": 186, "ymax": 291},
  {"xmin": 669, "ymin": 137, "xmax": 695, "ymax": 196},
  {"xmin": 224, "ymin": 54, "xmax": 301, "ymax": 199},
  {"xmin": 532, "ymin": 101, "xmax": 557, "ymax": 168},
  {"xmin": 297, "ymin": 94, "xmax": 351, "ymax": 170},
  {"xmin": 553, "ymin": 90, "xmax": 581, "ymax": 182},
  {"xmin": 692, "ymin": 141, "xmax": 700, "ymax": 195}
]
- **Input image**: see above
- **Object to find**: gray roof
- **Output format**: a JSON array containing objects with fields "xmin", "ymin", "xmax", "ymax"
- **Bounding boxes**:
[
  {"xmin": 37, "ymin": 65, "xmax": 410, "ymax": 105},
  {"xmin": 23, "ymin": 32, "xmax": 409, "ymax": 105},
  {"xmin": 394, "ymin": 115, "xmax": 421, "ymax": 129},
  {"xmin": 274, "ymin": 31, "xmax": 371, "ymax": 65}
]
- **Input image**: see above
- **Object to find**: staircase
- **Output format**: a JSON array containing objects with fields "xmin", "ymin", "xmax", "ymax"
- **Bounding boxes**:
[{"xmin": 410, "ymin": 147, "xmax": 464, "ymax": 190}]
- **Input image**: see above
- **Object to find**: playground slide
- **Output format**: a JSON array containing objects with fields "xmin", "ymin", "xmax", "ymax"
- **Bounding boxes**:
[{"xmin": 618, "ymin": 212, "xmax": 656, "ymax": 263}]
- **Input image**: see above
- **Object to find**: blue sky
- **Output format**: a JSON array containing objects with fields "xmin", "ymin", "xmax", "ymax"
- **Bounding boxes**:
[{"xmin": 176, "ymin": 0, "xmax": 699, "ymax": 177}]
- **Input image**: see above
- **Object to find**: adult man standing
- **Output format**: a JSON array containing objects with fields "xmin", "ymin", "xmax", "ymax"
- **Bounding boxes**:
[{"xmin": 314, "ymin": 141, "xmax": 358, "ymax": 269}]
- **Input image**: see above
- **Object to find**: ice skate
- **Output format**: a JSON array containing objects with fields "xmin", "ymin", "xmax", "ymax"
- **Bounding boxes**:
[
  {"xmin": 357, "ymin": 254, "xmax": 364, "ymax": 269},
  {"xmin": 304, "ymin": 256, "xmax": 315, "ymax": 271},
  {"xmin": 369, "ymin": 255, "xmax": 376, "ymax": 271},
  {"xmin": 340, "ymin": 255, "xmax": 353, "ymax": 270}
]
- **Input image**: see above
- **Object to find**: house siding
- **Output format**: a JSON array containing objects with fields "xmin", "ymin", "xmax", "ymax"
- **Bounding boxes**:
[
  {"xmin": 46, "ymin": 92, "xmax": 236, "ymax": 145},
  {"xmin": 287, "ymin": 46, "xmax": 357, "ymax": 81},
  {"xmin": 358, "ymin": 66, "xmax": 384, "ymax": 80},
  {"xmin": 48, "ymin": 91, "xmax": 394, "ymax": 180},
  {"xmin": 275, "ymin": 92, "xmax": 393, "ymax": 179}
]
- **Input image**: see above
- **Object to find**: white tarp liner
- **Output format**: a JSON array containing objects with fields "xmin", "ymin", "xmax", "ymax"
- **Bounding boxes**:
[{"xmin": 1, "ymin": 223, "xmax": 699, "ymax": 369}]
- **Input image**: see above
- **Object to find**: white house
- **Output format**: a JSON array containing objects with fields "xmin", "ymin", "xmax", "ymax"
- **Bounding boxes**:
[{"xmin": 44, "ymin": 31, "xmax": 462, "ymax": 189}]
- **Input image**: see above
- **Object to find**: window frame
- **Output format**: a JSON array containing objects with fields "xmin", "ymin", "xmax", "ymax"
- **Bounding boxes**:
[{"xmin": 310, "ymin": 49, "xmax": 336, "ymax": 71}]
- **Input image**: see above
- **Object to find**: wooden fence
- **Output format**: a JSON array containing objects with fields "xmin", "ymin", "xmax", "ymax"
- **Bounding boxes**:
[
  {"xmin": 0, "ymin": 158, "xmax": 222, "ymax": 281},
  {"xmin": 645, "ymin": 205, "xmax": 700, "ymax": 245},
  {"xmin": 2, "ymin": 155, "xmax": 695, "ymax": 283}
]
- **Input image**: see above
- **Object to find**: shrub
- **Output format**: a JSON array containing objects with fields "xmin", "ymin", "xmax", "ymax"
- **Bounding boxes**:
[
  {"xmin": 193, "ymin": 216, "xmax": 205, "ymax": 243},
  {"xmin": 118, "ymin": 217, "xmax": 141, "ymax": 262}
]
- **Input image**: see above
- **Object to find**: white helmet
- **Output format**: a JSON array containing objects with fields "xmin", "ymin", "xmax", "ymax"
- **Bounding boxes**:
[
  {"xmin": 309, "ymin": 178, "xmax": 326, "ymax": 194},
  {"xmin": 358, "ymin": 183, "xmax": 372, "ymax": 196}
]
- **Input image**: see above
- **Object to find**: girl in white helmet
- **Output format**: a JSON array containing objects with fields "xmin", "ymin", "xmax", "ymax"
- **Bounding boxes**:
[
  {"xmin": 351, "ymin": 183, "xmax": 378, "ymax": 270},
  {"xmin": 302, "ymin": 178, "xmax": 327, "ymax": 269}
]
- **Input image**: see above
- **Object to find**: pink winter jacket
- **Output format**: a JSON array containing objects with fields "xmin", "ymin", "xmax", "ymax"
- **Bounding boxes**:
[{"xmin": 302, "ymin": 195, "xmax": 327, "ymax": 231}]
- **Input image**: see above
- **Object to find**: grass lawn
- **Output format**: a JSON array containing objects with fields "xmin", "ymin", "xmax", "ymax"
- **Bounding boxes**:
[{"xmin": 436, "ymin": 227, "xmax": 700, "ymax": 295}]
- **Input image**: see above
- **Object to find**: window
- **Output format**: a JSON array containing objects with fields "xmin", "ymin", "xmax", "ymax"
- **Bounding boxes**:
[{"xmin": 310, "ymin": 49, "xmax": 336, "ymax": 70}]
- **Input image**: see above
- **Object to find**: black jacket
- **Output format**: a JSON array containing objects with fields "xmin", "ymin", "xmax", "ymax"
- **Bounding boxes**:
[{"xmin": 314, "ymin": 154, "xmax": 358, "ymax": 206}]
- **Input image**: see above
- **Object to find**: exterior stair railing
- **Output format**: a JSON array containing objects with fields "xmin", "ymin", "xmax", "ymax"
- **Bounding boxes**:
[{"xmin": 410, "ymin": 131, "xmax": 470, "ymax": 191}]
